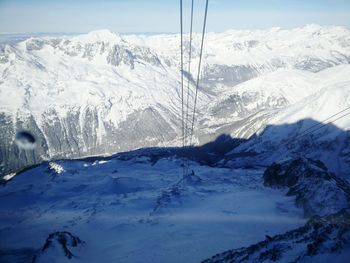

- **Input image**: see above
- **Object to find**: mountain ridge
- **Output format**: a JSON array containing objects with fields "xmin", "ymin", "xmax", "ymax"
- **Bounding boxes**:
[{"xmin": 0, "ymin": 25, "xmax": 350, "ymax": 176}]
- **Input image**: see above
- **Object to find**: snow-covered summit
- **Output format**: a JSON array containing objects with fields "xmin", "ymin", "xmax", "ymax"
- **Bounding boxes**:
[
  {"xmin": 78, "ymin": 29, "xmax": 123, "ymax": 43},
  {"xmin": 0, "ymin": 25, "xmax": 350, "ymax": 176}
]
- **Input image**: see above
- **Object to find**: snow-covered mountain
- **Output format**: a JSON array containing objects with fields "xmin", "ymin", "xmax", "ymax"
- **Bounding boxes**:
[
  {"xmin": 0, "ymin": 30, "xmax": 187, "ymax": 175},
  {"xmin": 0, "ymin": 152, "xmax": 307, "ymax": 263},
  {"xmin": 1, "ymin": 24, "xmax": 350, "ymax": 263},
  {"xmin": 1, "ymin": 146, "xmax": 349, "ymax": 262},
  {"xmin": 219, "ymin": 65, "xmax": 350, "ymax": 177},
  {"xmin": 1, "ymin": 25, "xmax": 350, "ymax": 176},
  {"xmin": 203, "ymin": 209, "xmax": 350, "ymax": 263},
  {"xmin": 263, "ymin": 158, "xmax": 350, "ymax": 217}
]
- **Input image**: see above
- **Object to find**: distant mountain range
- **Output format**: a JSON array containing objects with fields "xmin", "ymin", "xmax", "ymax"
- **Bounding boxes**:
[{"xmin": 0, "ymin": 24, "xmax": 350, "ymax": 176}]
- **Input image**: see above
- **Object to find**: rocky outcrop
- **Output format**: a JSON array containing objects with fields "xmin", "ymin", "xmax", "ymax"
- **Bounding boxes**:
[
  {"xmin": 201, "ymin": 64, "xmax": 260, "ymax": 87},
  {"xmin": 202, "ymin": 209, "xmax": 350, "ymax": 263},
  {"xmin": 32, "ymin": 231, "xmax": 84, "ymax": 263},
  {"xmin": 263, "ymin": 158, "xmax": 350, "ymax": 217}
]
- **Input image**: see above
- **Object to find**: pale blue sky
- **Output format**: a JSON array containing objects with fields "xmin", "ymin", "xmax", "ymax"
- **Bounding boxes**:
[{"xmin": 0, "ymin": 0, "xmax": 349, "ymax": 33}]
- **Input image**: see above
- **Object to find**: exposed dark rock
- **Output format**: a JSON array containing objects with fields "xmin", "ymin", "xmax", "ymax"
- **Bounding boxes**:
[
  {"xmin": 263, "ymin": 158, "xmax": 350, "ymax": 216},
  {"xmin": 0, "ymin": 105, "xmax": 178, "ymax": 177},
  {"xmin": 202, "ymin": 209, "xmax": 350, "ymax": 263},
  {"xmin": 201, "ymin": 64, "xmax": 259, "ymax": 87},
  {"xmin": 32, "ymin": 231, "xmax": 84, "ymax": 263}
]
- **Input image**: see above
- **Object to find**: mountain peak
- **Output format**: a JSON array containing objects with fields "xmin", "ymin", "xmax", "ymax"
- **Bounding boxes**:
[{"xmin": 76, "ymin": 29, "xmax": 123, "ymax": 43}]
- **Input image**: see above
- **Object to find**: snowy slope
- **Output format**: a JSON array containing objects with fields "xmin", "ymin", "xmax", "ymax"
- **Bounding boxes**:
[
  {"xmin": 1, "ymin": 151, "xmax": 349, "ymax": 262},
  {"xmin": 0, "ymin": 30, "xmax": 186, "ymax": 124},
  {"xmin": 263, "ymin": 158, "xmax": 350, "ymax": 217},
  {"xmin": 0, "ymin": 25, "xmax": 350, "ymax": 176},
  {"xmin": 200, "ymin": 65, "xmax": 350, "ymax": 140},
  {"xmin": 0, "ymin": 155, "xmax": 305, "ymax": 263},
  {"xmin": 221, "ymin": 64, "xmax": 350, "ymax": 177},
  {"xmin": 126, "ymin": 24, "xmax": 350, "ymax": 75},
  {"xmin": 203, "ymin": 209, "xmax": 350, "ymax": 263},
  {"xmin": 0, "ymin": 30, "xmax": 193, "ymax": 175}
]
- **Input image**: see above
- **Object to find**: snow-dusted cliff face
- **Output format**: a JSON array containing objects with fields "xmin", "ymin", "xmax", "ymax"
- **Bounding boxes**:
[
  {"xmin": 263, "ymin": 158, "xmax": 350, "ymax": 217},
  {"xmin": 203, "ymin": 209, "xmax": 350, "ymax": 263},
  {"xmin": 1, "ymin": 25, "xmax": 350, "ymax": 175}
]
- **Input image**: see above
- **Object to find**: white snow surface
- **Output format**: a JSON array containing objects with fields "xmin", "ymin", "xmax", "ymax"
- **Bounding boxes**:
[
  {"xmin": 1, "ymin": 25, "xmax": 350, "ymax": 141},
  {"xmin": 0, "ymin": 32, "xmax": 185, "ymax": 126},
  {"xmin": 0, "ymin": 25, "xmax": 349, "ymax": 262},
  {"xmin": 0, "ymin": 157, "xmax": 305, "ymax": 263}
]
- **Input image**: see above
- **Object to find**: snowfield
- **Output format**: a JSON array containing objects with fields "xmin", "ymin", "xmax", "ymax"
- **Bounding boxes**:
[{"xmin": 0, "ymin": 157, "xmax": 305, "ymax": 263}]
